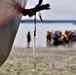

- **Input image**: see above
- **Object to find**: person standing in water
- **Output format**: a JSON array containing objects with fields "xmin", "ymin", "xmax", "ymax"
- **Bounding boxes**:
[{"xmin": 27, "ymin": 31, "xmax": 31, "ymax": 48}]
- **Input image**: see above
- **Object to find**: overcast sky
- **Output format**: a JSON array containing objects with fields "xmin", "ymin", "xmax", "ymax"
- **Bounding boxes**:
[{"xmin": 22, "ymin": 0, "xmax": 76, "ymax": 20}]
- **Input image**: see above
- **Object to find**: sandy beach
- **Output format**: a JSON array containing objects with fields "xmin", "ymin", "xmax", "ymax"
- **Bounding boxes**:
[{"xmin": 0, "ymin": 46, "xmax": 76, "ymax": 75}]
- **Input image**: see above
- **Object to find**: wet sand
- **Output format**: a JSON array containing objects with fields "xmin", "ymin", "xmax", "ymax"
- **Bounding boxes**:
[{"xmin": 0, "ymin": 46, "xmax": 76, "ymax": 75}]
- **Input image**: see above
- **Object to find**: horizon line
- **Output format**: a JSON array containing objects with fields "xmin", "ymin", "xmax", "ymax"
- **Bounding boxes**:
[{"xmin": 21, "ymin": 19, "xmax": 76, "ymax": 24}]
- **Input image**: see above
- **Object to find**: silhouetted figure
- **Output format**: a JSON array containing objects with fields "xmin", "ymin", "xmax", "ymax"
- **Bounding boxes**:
[{"xmin": 27, "ymin": 31, "xmax": 31, "ymax": 48}]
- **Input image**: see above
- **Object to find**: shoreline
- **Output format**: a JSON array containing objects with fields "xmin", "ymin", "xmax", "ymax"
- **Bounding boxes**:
[{"xmin": 12, "ymin": 45, "xmax": 76, "ymax": 50}]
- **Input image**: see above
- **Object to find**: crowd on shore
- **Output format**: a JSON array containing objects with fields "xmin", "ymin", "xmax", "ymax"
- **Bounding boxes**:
[{"xmin": 46, "ymin": 30, "xmax": 76, "ymax": 46}]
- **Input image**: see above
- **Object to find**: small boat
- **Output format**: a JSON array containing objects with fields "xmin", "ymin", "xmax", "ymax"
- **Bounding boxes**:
[
  {"xmin": 53, "ymin": 34, "xmax": 76, "ymax": 46},
  {"xmin": 0, "ymin": 0, "xmax": 27, "ymax": 66}
]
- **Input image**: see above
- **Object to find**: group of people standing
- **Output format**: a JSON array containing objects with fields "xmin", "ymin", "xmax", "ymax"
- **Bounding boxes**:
[
  {"xmin": 26, "ymin": 30, "xmax": 76, "ymax": 48},
  {"xmin": 46, "ymin": 30, "xmax": 76, "ymax": 46}
]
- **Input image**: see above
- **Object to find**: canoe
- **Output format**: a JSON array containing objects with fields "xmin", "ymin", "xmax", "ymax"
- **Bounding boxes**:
[
  {"xmin": 0, "ymin": 0, "xmax": 27, "ymax": 66},
  {"xmin": 53, "ymin": 35, "xmax": 76, "ymax": 46}
]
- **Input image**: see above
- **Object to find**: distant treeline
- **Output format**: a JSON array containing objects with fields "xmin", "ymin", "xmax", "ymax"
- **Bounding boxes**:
[{"xmin": 21, "ymin": 19, "xmax": 76, "ymax": 24}]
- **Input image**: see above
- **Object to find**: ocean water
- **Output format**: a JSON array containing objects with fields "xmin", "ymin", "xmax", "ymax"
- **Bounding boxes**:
[{"xmin": 13, "ymin": 23, "xmax": 76, "ymax": 48}]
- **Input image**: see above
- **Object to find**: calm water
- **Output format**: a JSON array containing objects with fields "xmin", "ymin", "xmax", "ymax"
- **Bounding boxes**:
[{"xmin": 13, "ymin": 23, "xmax": 76, "ymax": 48}]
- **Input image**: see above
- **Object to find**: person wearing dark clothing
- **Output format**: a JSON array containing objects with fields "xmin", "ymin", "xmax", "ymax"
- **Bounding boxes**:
[
  {"xmin": 27, "ymin": 31, "xmax": 31, "ymax": 48},
  {"xmin": 53, "ymin": 31, "xmax": 63, "ymax": 45}
]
